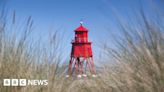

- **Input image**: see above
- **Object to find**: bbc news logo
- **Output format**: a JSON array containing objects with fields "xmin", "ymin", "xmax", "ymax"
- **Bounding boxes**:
[{"xmin": 3, "ymin": 79, "xmax": 48, "ymax": 86}]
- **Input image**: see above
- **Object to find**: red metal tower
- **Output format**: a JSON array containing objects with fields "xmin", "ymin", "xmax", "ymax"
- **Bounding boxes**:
[{"xmin": 66, "ymin": 22, "xmax": 96, "ymax": 78}]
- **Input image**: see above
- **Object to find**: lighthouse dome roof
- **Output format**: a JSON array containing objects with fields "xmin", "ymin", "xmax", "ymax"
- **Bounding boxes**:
[{"xmin": 75, "ymin": 24, "xmax": 88, "ymax": 32}]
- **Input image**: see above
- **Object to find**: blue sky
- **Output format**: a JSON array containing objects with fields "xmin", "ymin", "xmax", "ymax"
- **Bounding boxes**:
[{"xmin": 4, "ymin": 0, "xmax": 163, "ymax": 63}]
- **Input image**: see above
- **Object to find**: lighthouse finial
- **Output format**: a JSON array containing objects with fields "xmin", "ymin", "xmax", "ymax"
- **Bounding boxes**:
[{"xmin": 80, "ymin": 20, "xmax": 83, "ymax": 26}]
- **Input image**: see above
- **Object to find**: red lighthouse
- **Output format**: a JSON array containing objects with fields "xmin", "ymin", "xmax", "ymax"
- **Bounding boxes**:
[{"xmin": 67, "ymin": 22, "xmax": 96, "ymax": 78}]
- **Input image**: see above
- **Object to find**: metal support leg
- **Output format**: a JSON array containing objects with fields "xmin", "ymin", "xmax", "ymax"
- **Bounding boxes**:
[{"xmin": 90, "ymin": 57, "xmax": 97, "ymax": 77}]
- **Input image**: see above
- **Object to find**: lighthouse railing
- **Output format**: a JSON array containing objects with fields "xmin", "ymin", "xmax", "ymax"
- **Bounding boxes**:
[{"xmin": 72, "ymin": 38, "xmax": 89, "ymax": 43}]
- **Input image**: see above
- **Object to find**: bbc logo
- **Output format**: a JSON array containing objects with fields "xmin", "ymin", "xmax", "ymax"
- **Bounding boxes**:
[{"xmin": 3, "ymin": 79, "xmax": 26, "ymax": 86}]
